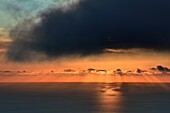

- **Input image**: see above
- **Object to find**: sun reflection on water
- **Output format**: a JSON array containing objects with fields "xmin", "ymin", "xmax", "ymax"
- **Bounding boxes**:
[{"xmin": 96, "ymin": 83, "xmax": 123, "ymax": 113}]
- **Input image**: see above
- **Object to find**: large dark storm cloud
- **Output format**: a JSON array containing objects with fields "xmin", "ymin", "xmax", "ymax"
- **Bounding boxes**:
[{"xmin": 7, "ymin": 0, "xmax": 170, "ymax": 61}]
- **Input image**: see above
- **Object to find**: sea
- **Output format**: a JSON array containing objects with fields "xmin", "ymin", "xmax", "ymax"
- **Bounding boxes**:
[{"xmin": 0, "ymin": 82, "xmax": 170, "ymax": 113}]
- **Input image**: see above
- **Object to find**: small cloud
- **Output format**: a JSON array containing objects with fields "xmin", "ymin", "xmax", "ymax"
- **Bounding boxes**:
[
  {"xmin": 156, "ymin": 65, "xmax": 170, "ymax": 72},
  {"xmin": 137, "ymin": 68, "xmax": 142, "ymax": 73},
  {"xmin": 64, "ymin": 69, "xmax": 76, "ymax": 72},
  {"xmin": 150, "ymin": 67, "xmax": 157, "ymax": 71},
  {"xmin": 104, "ymin": 48, "xmax": 145, "ymax": 54},
  {"xmin": 96, "ymin": 70, "xmax": 107, "ymax": 73},
  {"xmin": 87, "ymin": 68, "xmax": 96, "ymax": 73},
  {"xmin": 114, "ymin": 69, "xmax": 123, "ymax": 75},
  {"xmin": 116, "ymin": 69, "xmax": 122, "ymax": 72},
  {"xmin": 136, "ymin": 68, "xmax": 146, "ymax": 73}
]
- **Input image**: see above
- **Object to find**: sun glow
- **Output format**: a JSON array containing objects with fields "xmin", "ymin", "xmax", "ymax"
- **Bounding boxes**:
[{"xmin": 0, "ymin": 39, "xmax": 170, "ymax": 83}]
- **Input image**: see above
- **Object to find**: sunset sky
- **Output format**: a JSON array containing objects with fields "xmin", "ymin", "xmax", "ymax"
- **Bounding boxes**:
[{"xmin": 0, "ymin": 0, "xmax": 170, "ymax": 73}]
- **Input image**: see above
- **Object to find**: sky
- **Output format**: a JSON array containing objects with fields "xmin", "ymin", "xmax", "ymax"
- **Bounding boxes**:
[
  {"xmin": 0, "ymin": 0, "xmax": 71, "ymax": 29},
  {"xmin": 0, "ymin": 0, "xmax": 170, "ymax": 73}
]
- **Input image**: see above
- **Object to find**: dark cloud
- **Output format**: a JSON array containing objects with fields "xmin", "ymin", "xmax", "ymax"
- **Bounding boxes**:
[
  {"xmin": 156, "ymin": 65, "xmax": 170, "ymax": 72},
  {"xmin": 136, "ymin": 68, "xmax": 147, "ymax": 73},
  {"xmin": 7, "ymin": 0, "xmax": 170, "ymax": 61},
  {"xmin": 150, "ymin": 67, "xmax": 157, "ymax": 71},
  {"xmin": 137, "ymin": 69, "xmax": 143, "ymax": 73}
]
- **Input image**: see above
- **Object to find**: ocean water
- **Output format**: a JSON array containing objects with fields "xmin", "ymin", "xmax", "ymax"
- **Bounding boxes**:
[{"xmin": 0, "ymin": 82, "xmax": 170, "ymax": 113}]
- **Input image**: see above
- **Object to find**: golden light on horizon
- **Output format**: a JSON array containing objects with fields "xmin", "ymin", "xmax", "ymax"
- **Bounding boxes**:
[
  {"xmin": 0, "ymin": 39, "xmax": 169, "ymax": 83},
  {"xmin": 0, "ymin": 49, "xmax": 170, "ymax": 73}
]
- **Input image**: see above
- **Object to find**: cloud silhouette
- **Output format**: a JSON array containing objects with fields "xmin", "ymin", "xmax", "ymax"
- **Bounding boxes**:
[
  {"xmin": 7, "ymin": 0, "xmax": 170, "ymax": 61},
  {"xmin": 157, "ymin": 65, "xmax": 170, "ymax": 72}
]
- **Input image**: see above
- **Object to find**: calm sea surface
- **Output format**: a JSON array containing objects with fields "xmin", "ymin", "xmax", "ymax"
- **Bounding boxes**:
[{"xmin": 0, "ymin": 82, "xmax": 170, "ymax": 113}]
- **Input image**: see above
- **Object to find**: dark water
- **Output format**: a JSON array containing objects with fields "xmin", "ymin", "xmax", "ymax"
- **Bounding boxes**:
[{"xmin": 0, "ymin": 83, "xmax": 170, "ymax": 113}]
